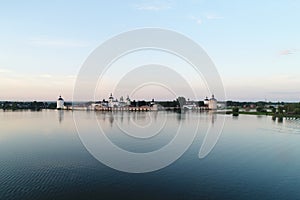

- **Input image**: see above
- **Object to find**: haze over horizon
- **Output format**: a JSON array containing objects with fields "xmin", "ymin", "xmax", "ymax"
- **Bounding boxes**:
[{"xmin": 1, "ymin": 1, "xmax": 299, "ymax": 102}]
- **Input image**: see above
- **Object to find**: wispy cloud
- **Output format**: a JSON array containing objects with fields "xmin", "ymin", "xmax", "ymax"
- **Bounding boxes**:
[
  {"xmin": 0, "ymin": 68, "xmax": 12, "ymax": 73},
  {"xmin": 269, "ymin": 91, "xmax": 300, "ymax": 95},
  {"xmin": 66, "ymin": 75, "xmax": 77, "ymax": 79},
  {"xmin": 279, "ymin": 49, "xmax": 299, "ymax": 56},
  {"xmin": 133, "ymin": 1, "xmax": 172, "ymax": 11},
  {"xmin": 188, "ymin": 15, "xmax": 202, "ymax": 25},
  {"xmin": 39, "ymin": 74, "xmax": 52, "ymax": 78},
  {"xmin": 205, "ymin": 14, "xmax": 224, "ymax": 20},
  {"xmin": 29, "ymin": 36, "xmax": 89, "ymax": 48},
  {"xmin": 188, "ymin": 12, "xmax": 223, "ymax": 25}
]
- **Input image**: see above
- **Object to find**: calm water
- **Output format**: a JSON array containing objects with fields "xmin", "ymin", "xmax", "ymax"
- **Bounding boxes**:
[{"xmin": 1, "ymin": 110, "xmax": 300, "ymax": 200}]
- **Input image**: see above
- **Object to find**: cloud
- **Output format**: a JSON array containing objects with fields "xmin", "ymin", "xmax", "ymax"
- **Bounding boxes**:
[
  {"xmin": 188, "ymin": 13, "xmax": 223, "ymax": 25},
  {"xmin": 188, "ymin": 15, "xmax": 202, "ymax": 25},
  {"xmin": 279, "ymin": 49, "xmax": 299, "ymax": 56},
  {"xmin": 205, "ymin": 14, "xmax": 224, "ymax": 20},
  {"xmin": 66, "ymin": 75, "xmax": 77, "ymax": 79},
  {"xmin": 196, "ymin": 19, "xmax": 202, "ymax": 25},
  {"xmin": 269, "ymin": 91, "xmax": 300, "ymax": 95},
  {"xmin": 133, "ymin": 1, "xmax": 172, "ymax": 11},
  {"xmin": 28, "ymin": 37, "xmax": 89, "ymax": 48},
  {"xmin": 39, "ymin": 74, "xmax": 52, "ymax": 78},
  {"xmin": 0, "ymin": 68, "xmax": 12, "ymax": 73}
]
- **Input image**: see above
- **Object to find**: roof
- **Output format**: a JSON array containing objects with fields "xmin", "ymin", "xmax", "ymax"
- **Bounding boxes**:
[
  {"xmin": 210, "ymin": 94, "xmax": 217, "ymax": 101},
  {"xmin": 58, "ymin": 96, "xmax": 64, "ymax": 101}
]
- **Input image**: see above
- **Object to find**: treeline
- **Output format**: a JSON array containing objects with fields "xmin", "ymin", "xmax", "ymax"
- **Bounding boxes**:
[
  {"xmin": 225, "ymin": 101, "xmax": 285, "ymax": 107},
  {"xmin": 1, "ymin": 101, "xmax": 58, "ymax": 111},
  {"xmin": 284, "ymin": 103, "xmax": 300, "ymax": 114},
  {"xmin": 230, "ymin": 102, "xmax": 300, "ymax": 118},
  {"xmin": 129, "ymin": 99, "xmax": 205, "ymax": 108},
  {"xmin": 250, "ymin": 103, "xmax": 300, "ymax": 115}
]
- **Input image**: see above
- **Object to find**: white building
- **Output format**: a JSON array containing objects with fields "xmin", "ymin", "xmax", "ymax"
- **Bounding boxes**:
[
  {"xmin": 108, "ymin": 93, "xmax": 119, "ymax": 108},
  {"xmin": 57, "ymin": 95, "xmax": 64, "ymax": 110},
  {"xmin": 125, "ymin": 95, "xmax": 131, "ymax": 106},
  {"xmin": 208, "ymin": 95, "xmax": 217, "ymax": 110},
  {"xmin": 183, "ymin": 103, "xmax": 197, "ymax": 110},
  {"xmin": 204, "ymin": 97, "xmax": 209, "ymax": 106},
  {"xmin": 107, "ymin": 93, "xmax": 131, "ymax": 108},
  {"xmin": 151, "ymin": 104, "xmax": 159, "ymax": 111}
]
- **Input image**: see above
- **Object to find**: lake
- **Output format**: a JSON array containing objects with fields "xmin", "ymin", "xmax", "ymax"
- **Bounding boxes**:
[{"xmin": 1, "ymin": 110, "xmax": 300, "ymax": 199}]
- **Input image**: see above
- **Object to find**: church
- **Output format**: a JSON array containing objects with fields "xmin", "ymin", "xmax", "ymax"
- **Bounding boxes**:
[{"xmin": 204, "ymin": 95, "xmax": 217, "ymax": 110}]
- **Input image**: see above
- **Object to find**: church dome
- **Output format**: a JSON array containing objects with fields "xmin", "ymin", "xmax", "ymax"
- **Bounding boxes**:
[
  {"xmin": 210, "ymin": 94, "xmax": 217, "ymax": 101},
  {"xmin": 58, "ymin": 95, "xmax": 64, "ymax": 101},
  {"xmin": 109, "ymin": 93, "xmax": 114, "ymax": 99}
]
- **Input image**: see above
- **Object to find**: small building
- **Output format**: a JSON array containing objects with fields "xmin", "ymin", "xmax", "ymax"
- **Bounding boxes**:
[
  {"xmin": 183, "ymin": 103, "xmax": 197, "ymax": 110},
  {"xmin": 208, "ymin": 94, "xmax": 217, "ymax": 110},
  {"xmin": 57, "ymin": 95, "xmax": 64, "ymax": 110},
  {"xmin": 204, "ymin": 96, "xmax": 209, "ymax": 106},
  {"xmin": 151, "ymin": 104, "xmax": 159, "ymax": 111}
]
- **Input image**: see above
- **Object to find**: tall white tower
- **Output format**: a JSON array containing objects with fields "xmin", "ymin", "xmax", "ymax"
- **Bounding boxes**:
[
  {"xmin": 208, "ymin": 94, "xmax": 217, "ymax": 110},
  {"xmin": 57, "ymin": 95, "xmax": 64, "ymax": 110}
]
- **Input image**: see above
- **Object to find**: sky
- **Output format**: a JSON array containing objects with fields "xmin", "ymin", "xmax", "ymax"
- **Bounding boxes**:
[{"xmin": 0, "ymin": 0, "xmax": 299, "ymax": 101}]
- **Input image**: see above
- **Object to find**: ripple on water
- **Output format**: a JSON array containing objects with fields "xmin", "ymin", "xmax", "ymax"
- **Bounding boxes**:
[{"xmin": 260, "ymin": 118, "xmax": 300, "ymax": 135}]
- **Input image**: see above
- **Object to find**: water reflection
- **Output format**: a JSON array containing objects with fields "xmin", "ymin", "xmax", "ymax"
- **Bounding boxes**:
[
  {"xmin": 280, "ymin": 119, "xmax": 300, "ymax": 135},
  {"xmin": 209, "ymin": 112, "xmax": 217, "ymax": 124},
  {"xmin": 58, "ymin": 110, "xmax": 64, "ymax": 123},
  {"xmin": 109, "ymin": 112, "xmax": 114, "ymax": 127},
  {"xmin": 271, "ymin": 115, "xmax": 284, "ymax": 123},
  {"xmin": 2, "ymin": 111, "xmax": 300, "ymax": 199},
  {"xmin": 199, "ymin": 111, "xmax": 224, "ymax": 158},
  {"xmin": 176, "ymin": 111, "xmax": 182, "ymax": 122},
  {"xmin": 277, "ymin": 116, "xmax": 283, "ymax": 123},
  {"xmin": 95, "ymin": 111, "xmax": 167, "ymax": 130}
]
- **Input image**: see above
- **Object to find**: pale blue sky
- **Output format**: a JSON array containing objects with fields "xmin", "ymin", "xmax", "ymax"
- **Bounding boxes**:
[{"xmin": 0, "ymin": 0, "xmax": 299, "ymax": 101}]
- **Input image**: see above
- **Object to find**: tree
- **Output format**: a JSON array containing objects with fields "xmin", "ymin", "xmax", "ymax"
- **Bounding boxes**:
[
  {"xmin": 232, "ymin": 107, "xmax": 239, "ymax": 116},
  {"xmin": 131, "ymin": 100, "xmax": 137, "ymax": 107},
  {"xmin": 278, "ymin": 106, "xmax": 284, "ymax": 114},
  {"xmin": 137, "ymin": 100, "xmax": 147, "ymax": 106},
  {"xmin": 256, "ymin": 106, "xmax": 264, "ymax": 112},
  {"xmin": 177, "ymin": 97, "xmax": 186, "ymax": 108},
  {"xmin": 198, "ymin": 101, "xmax": 205, "ymax": 107},
  {"xmin": 294, "ymin": 108, "xmax": 300, "ymax": 115}
]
